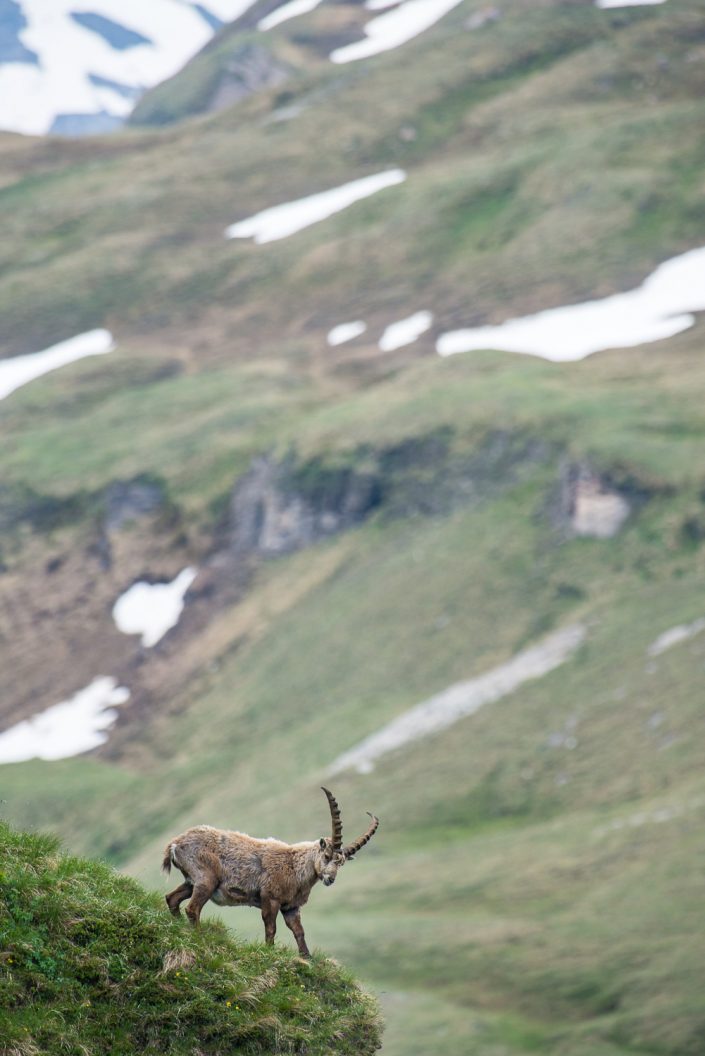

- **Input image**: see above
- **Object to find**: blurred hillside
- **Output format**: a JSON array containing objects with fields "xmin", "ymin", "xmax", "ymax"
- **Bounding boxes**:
[{"xmin": 1, "ymin": 2, "xmax": 705, "ymax": 1053}]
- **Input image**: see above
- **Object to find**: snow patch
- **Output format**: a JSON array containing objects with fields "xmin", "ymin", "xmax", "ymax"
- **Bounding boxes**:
[
  {"xmin": 225, "ymin": 169, "xmax": 406, "ymax": 243},
  {"xmin": 331, "ymin": 0, "xmax": 466, "ymax": 64},
  {"xmin": 0, "ymin": 329, "xmax": 115, "ymax": 401},
  {"xmin": 597, "ymin": 0, "xmax": 667, "ymax": 8},
  {"xmin": 647, "ymin": 617, "xmax": 705, "ymax": 657},
  {"xmin": 0, "ymin": 678, "xmax": 129, "ymax": 763},
  {"xmin": 112, "ymin": 568, "xmax": 198, "ymax": 648},
  {"xmin": 0, "ymin": 0, "xmax": 259, "ymax": 135},
  {"xmin": 379, "ymin": 310, "xmax": 432, "ymax": 351},
  {"xmin": 329, "ymin": 623, "xmax": 586, "ymax": 774},
  {"xmin": 258, "ymin": 0, "xmax": 324, "ymax": 31},
  {"xmin": 437, "ymin": 247, "xmax": 705, "ymax": 362},
  {"xmin": 327, "ymin": 321, "xmax": 367, "ymax": 346}
]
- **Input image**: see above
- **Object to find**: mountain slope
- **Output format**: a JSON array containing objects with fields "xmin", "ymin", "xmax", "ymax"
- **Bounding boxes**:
[
  {"xmin": 1, "ymin": 1, "xmax": 705, "ymax": 1054},
  {"xmin": 2, "ymin": 2, "xmax": 703, "ymax": 354},
  {"xmin": 0, "ymin": 0, "xmax": 269, "ymax": 135},
  {"xmin": 4, "ymin": 340, "xmax": 705, "ymax": 1052},
  {"xmin": 0, "ymin": 821, "xmax": 382, "ymax": 1054}
]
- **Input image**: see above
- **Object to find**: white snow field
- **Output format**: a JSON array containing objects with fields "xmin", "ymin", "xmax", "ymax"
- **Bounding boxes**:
[
  {"xmin": 327, "ymin": 321, "xmax": 367, "ymax": 345},
  {"xmin": 329, "ymin": 623, "xmax": 586, "ymax": 774},
  {"xmin": 225, "ymin": 169, "xmax": 406, "ymax": 243},
  {"xmin": 0, "ymin": 0, "xmax": 258, "ymax": 136},
  {"xmin": 437, "ymin": 246, "xmax": 705, "ymax": 362},
  {"xmin": 597, "ymin": 0, "xmax": 666, "ymax": 8},
  {"xmin": 258, "ymin": 0, "xmax": 325, "ymax": 31},
  {"xmin": 365, "ymin": 0, "xmax": 403, "ymax": 10},
  {"xmin": 379, "ymin": 310, "xmax": 433, "ymax": 351},
  {"xmin": 0, "ymin": 329, "xmax": 115, "ymax": 401},
  {"xmin": 112, "ymin": 568, "xmax": 197, "ymax": 648},
  {"xmin": 331, "ymin": 0, "xmax": 467, "ymax": 64},
  {"xmin": 0, "ymin": 678, "xmax": 130, "ymax": 763},
  {"xmin": 647, "ymin": 618, "xmax": 705, "ymax": 657}
]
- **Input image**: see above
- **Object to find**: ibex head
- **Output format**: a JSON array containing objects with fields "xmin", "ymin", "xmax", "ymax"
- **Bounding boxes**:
[{"xmin": 317, "ymin": 787, "xmax": 379, "ymax": 886}]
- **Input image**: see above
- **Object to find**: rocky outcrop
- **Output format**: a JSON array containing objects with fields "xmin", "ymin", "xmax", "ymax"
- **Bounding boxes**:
[
  {"xmin": 229, "ymin": 453, "xmax": 382, "ymax": 556},
  {"xmin": 228, "ymin": 429, "xmax": 551, "ymax": 557},
  {"xmin": 130, "ymin": 39, "xmax": 291, "ymax": 127},
  {"xmin": 378, "ymin": 428, "xmax": 549, "ymax": 520},
  {"xmin": 208, "ymin": 43, "xmax": 290, "ymax": 112},
  {"xmin": 0, "ymin": 484, "xmax": 87, "ymax": 536},
  {"xmin": 553, "ymin": 464, "xmax": 631, "ymax": 540},
  {"xmin": 103, "ymin": 478, "xmax": 164, "ymax": 533}
]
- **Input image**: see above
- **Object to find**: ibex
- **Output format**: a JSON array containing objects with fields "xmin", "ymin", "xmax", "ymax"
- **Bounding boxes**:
[{"xmin": 162, "ymin": 788, "xmax": 379, "ymax": 958}]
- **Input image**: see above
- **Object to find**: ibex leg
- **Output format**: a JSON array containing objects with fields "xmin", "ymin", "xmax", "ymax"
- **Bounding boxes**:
[
  {"xmin": 186, "ymin": 877, "xmax": 217, "ymax": 926},
  {"xmin": 166, "ymin": 881, "xmax": 193, "ymax": 917},
  {"xmin": 261, "ymin": 897, "xmax": 280, "ymax": 944},
  {"xmin": 282, "ymin": 907, "xmax": 310, "ymax": 958}
]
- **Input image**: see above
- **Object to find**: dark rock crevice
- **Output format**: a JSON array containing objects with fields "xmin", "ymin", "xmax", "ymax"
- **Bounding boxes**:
[
  {"xmin": 227, "ymin": 428, "xmax": 553, "ymax": 558},
  {"xmin": 229, "ymin": 452, "xmax": 382, "ymax": 556}
]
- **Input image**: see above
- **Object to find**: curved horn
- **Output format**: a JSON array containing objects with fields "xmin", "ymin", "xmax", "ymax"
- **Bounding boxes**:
[
  {"xmin": 343, "ymin": 812, "xmax": 379, "ymax": 859},
  {"xmin": 321, "ymin": 787, "xmax": 343, "ymax": 853}
]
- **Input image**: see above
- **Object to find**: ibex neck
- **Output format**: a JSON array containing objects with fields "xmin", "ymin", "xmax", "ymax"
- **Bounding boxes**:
[{"xmin": 292, "ymin": 843, "xmax": 320, "ymax": 890}]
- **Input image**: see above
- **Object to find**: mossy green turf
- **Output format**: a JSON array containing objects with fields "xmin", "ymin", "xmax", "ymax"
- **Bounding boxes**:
[{"xmin": 0, "ymin": 822, "xmax": 382, "ymax": 1055}]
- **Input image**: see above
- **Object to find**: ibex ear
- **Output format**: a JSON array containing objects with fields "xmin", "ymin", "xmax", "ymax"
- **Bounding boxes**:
[{"xmin": 319, "ymin": 837, "xmax": 326, "ymax": 849}]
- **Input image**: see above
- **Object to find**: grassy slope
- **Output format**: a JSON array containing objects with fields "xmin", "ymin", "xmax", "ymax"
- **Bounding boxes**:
[
  {"xmin": 4, "ymin": 336, "xmax": 705, "ymax": 1054},
  {"xmin": 0, "ymin": 2, "xmax": 702, "ymax": 519},
  {"xmin": 0, "ymin": 822, "xmax": 382, "ymax": 1055},
  {"xmin": 1, "ymin": 1, "xmax": 705, "ymax": 1054},
  {"xmin": 1, "ymin": 2, "xmax": 704, "ymax": 362}
]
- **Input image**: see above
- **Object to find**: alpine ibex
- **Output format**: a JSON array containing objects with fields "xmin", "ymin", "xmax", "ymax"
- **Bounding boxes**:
[{"xmin": 162, "ymin": 788, "xmax": 379, "ymax": 958}]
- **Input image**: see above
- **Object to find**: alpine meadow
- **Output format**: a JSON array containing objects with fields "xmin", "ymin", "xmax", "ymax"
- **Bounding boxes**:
[{"xmin": 1, "ymin": 1, "xmax": 705, "ymax": 1054}]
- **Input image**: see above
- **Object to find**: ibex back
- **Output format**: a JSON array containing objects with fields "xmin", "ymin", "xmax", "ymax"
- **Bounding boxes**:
[{"xmin": 162, "ymin": 788, "xmax": 379, "ymax": 957}]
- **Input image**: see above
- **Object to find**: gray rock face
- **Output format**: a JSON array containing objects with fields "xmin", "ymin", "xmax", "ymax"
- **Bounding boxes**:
[
  {"xmin": 229, "ymin": 454, "xmax": 381, "ymax": 556},
  {"xmin": 554, "ymin": 464, "xmax": 631, "ymax": 540},
  {"xmin": 130, "ymin": 41, "xmax": 291, "ymax": 127},
  {"xmin": 0, "ymin": 484, "xmax": 84, "ymax": 535},
  {"xmin": 103, "ymin": 480, "xmax": 164, "ymax": 533},
  {"xmin": 228, "ymin": 429, "xmax": 551, "ymax": 558},
  {"xmin": 209, "ymin": 43, "xmax": 290, "ymax": 112},
  {"xmin": 378, "ymin": 429, "xmax": 549, "ymax": 520}
]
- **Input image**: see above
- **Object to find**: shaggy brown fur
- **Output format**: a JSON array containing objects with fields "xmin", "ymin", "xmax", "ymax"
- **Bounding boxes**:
[{"xmin": 162, "ymin": 788, "xmax": 378, "ymax": 958}]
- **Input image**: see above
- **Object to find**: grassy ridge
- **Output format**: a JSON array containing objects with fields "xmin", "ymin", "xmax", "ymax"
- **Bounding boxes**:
[{"xmin": 0, "ymin": 821, "xmax": 381, "ymax": 1055}]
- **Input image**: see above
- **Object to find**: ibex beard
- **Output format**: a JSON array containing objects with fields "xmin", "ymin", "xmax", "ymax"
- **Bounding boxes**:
[{"xmin": 162, "ymin": 787, "xmax": 379, "ymax": 958}]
